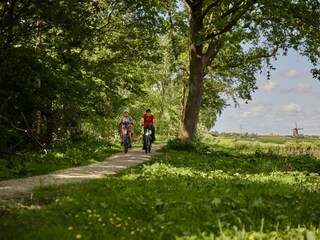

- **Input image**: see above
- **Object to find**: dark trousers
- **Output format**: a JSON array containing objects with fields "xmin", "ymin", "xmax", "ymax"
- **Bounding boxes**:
[{"xmin": 143, "ymin": 125, "xmax": 155, "ymax": 143}]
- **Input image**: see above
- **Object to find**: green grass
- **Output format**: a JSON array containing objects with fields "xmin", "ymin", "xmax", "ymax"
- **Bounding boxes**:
[
  {"xmin": 0, "ymin": 136, "xmax": 121, "ymax": 180},
  {"xmin": 0, "ymin": 138, "xmax": 320, "ymax": 239},
  {"xmin": 236, "ymin": 135, "xmax": 320, "ymax": 145}
]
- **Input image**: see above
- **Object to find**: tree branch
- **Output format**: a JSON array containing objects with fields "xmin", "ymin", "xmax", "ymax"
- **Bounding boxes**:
[
  {"xmin": 0, "ymin": 115, "xmax": 45, "ymax": 150},
  {"xmin": 220, "ymin": 0, "xmax": 243, "ymax": 19},
  {"xmin": 205, "ymin": 0, "xmax": 256, "ymax": 40},
  {"xmin": 21, "ymin": 112, "xmax": 47, "ymax": 150},
  {"xmin": 201, "ymin": 0, "xmax": 220, "ymax": 21},
  {"xmin": 79, "ymin": 3, "xmax": 116, "ymax": 55},
  {"xmin": 183, "ymin": 0, "xmax": 192, "ymax": 7},
  {"xmin": 203, "ymin": 38, "xmax": 222, "ymax": 67}
]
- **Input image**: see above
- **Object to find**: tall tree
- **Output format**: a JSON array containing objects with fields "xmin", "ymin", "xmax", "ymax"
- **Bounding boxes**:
[
  {"xmin": 0, "ymin": 0, "xmax": 164, "ymax": 153},
  {"xmin": 180, "ymin": 0, "xmax": 320, "ymax": 140}
]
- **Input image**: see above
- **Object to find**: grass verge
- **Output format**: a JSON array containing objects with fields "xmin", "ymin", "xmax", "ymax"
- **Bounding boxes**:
[
  {"xmin": 0, "ymin": 136, "xmax": 121, "ymax": 180},
  {"xmin": 0, "ymin": 139, "xmax": 319, "ymax": 239}
]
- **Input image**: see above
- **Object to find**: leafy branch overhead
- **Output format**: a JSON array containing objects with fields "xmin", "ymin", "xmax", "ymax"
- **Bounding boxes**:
[
  {"xmin": 0, "ymin": 0, "xmax": 319, "ymax": 153},
  {"xmin": 0, "ymin": 0, "xmax": 163, "ymax": 153},
  {"xmin": 179, "ymin": 0, "xmax": 319, "ymax": 140}
]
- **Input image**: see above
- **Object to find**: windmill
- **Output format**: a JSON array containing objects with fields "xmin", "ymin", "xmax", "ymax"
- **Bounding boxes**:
[{"xmin": 292, "ymin": 122, "xmax": 303, "ymax": 137}]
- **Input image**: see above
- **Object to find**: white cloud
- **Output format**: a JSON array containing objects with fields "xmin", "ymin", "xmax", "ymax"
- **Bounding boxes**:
[
  {"xmin": 284, "ymin": 69, "xmax": 301, "ymax": 78},
  {"xmin": 283, "ymin": 103, "xmax": 302, "ymax": 114},
  {"xmin": 261, "ymin": 81, "xmax": 277, "ymax": 91},
  {"xmin": 280, "ymin": 83, "xmax": 312, "ymax": 94},
  {"xmin": 241, "ymin": 105, "xmax": 265, "ymax": 117},
  {"xmin": 294, "ymin": 83, "xmax": 312, "ymax": 93}
]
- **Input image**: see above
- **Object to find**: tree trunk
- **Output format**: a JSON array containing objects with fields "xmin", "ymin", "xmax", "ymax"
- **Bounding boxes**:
[
  {"xmin": 32, "ymin": 20, "xmax": 43, "ymax": 139},
  {"xmin": 180, "ymin": 42, "xmax": 204, "ymax": 140},
  {"xmin": 180, "ymin": 0, "xmax": 205, "ymax": 140},
  {"xmin": 179, "ymin": 77, "xmax": 187, "ymax": 130}
]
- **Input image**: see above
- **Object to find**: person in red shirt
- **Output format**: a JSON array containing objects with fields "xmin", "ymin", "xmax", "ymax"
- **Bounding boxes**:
[{"xmin": 139, "ymin": 109, "xmax": 156, "ymax": 148}]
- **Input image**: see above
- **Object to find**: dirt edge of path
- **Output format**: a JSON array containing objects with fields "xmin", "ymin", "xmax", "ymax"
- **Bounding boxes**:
[{"xmin": 0, "ymin": 144, "xmax": 164, "ymax": 201}]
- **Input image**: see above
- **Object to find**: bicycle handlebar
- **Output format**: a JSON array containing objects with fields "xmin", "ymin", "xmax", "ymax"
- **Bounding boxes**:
[{"xmin": 121, "ymin": 121, "xmax": 133, "ymax": 125}]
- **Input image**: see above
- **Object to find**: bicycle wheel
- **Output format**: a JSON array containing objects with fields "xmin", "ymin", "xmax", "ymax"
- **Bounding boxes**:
[
  {"xmin": 146, "ymin": 135, "xmax": 151, "ymax": 153},
  {"xmin": 144, "ymin": 134, "xmax": 148, "ymax": 153},
  {"xmin": 144, "ymin": 136, "xmax": 148, "ymax": 153},
  {"xmin": 124, "ymin": 133, "xmax": 129, "ymax": 154},
  {"xmin": 147, "ymin": 140, "xmax": 151, "ymax": 153}
]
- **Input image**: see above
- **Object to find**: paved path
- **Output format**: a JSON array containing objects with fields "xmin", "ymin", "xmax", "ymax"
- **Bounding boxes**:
[{"xmin": 0, "ymin": 145, "xmax": 163, "ymax": 200}]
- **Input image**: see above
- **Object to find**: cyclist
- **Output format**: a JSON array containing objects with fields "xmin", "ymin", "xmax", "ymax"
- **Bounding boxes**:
[
  {"xmin": 139, "ymin": 108, "xmax": 156, "ymax": 149},
  {"xmin": 118, "ymin": 109, "xmax": 136, "ymax": 148}
]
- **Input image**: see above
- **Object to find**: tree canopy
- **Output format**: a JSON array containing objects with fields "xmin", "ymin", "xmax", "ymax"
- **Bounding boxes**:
[
  {"xmin": 0, "ymin": 0, "xmax": 163, "ymax": 154},
  {"xmin": 0, "ymin": 0, "xmax": 319, "ymax": 154},
  {"xmin": 179, "ymin": 0, "xmax": 320, "ymax": 140}
]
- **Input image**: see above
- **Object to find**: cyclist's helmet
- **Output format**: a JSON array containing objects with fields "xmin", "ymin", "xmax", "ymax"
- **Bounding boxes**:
[
  {"xmin": 146, "ymin": 108, "xmax": 151, "ymax": 113},
  {"xmin": 123, "ymin": 109, "xmax": 129, "ymax": 113}
]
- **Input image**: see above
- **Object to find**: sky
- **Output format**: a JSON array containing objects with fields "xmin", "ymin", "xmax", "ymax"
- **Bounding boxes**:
[{"xmin": 213, "ymin": 50, "xmax": 320, "ymax": 136}]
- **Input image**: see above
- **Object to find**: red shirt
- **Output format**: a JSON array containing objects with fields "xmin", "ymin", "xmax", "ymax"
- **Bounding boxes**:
[{"xmin": 142, "ymin": 113, "xmax": 155, "ymax": 128}]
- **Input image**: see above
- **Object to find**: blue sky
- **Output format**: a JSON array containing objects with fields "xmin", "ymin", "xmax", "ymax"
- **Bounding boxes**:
[{"xmin": 213, "ymin": 50, "xmax": 320, "ymax": 136}]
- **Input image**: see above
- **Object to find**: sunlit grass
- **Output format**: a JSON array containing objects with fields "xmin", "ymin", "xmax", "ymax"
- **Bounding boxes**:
[
  {"xmin": 0, "ymin": 138, "xmax": 319, "ymax": 239},
  {"xmin": 0, "ymin": 136, "xmax": 121, "ymax": 180}
]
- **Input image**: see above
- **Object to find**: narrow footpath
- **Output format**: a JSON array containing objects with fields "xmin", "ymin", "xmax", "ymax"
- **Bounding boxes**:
[{"xmin": 0, "ymin": 145, "xmax": 163, "ymax": 200}]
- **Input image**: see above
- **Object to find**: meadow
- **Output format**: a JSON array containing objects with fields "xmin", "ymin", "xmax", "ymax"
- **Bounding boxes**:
[
  {"xmin": 0, "ymin": 136, "xmax": 320, "ymax": 239},
  {"xmin": 0, "ymin": 136, "xmax": 121, "ymax": 180}
]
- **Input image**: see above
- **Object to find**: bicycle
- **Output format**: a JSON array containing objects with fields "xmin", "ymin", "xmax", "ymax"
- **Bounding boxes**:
[
  {"xmin": 143, "ymin": 127, "xmax": 153, "ymax": 153},
  {"xmin": 122, "ymin": 122, "xmax": 132, "ymax": 154}
]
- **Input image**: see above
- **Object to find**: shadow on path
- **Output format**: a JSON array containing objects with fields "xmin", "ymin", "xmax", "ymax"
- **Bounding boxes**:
[{"xmin": 0, "ymin": 145, "xmax": 163, "ymax": 200}]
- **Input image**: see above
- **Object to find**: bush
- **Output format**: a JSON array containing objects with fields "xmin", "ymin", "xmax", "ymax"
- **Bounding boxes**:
[{"xmin": 165, "ymin": 138, "xmax": 211, "ymax": 153}]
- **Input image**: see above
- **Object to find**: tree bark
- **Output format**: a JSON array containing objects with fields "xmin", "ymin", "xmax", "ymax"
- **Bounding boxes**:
[
  {"xmin": 179, "ymin": 76, "xmax": 187, "ymax": 130},
  {"xmin": 32, "ymin": 20, "xmax": 43, "ymax": 139},
  {"xmin": 180, "ymin": 43, "xmax": 204, "ymax": 140},
  {"xmin": 180, "ymin": 0, "xmax": 205, "ymax": 140},
  {"xmin": 180, "ymin": 0, "xmax": 222, "ymax": 140}
]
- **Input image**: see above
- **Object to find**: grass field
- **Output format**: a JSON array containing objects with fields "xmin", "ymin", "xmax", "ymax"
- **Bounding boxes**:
[
  {"xmin": 0, "ymin": 136, "xmax": 121, "ymax": 180},
  {"xmin": 238, "ymin": 135, "xmax": 320, "ymax": 145},
  {"xmin": 0, "ymin": 136, "xmax": 320, "ymax": 239}
]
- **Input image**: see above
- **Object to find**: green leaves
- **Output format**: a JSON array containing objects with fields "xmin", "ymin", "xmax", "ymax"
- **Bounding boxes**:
[{"xmin": 0, "ymin": 0, "xmax": 167, "ymax": 152}]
